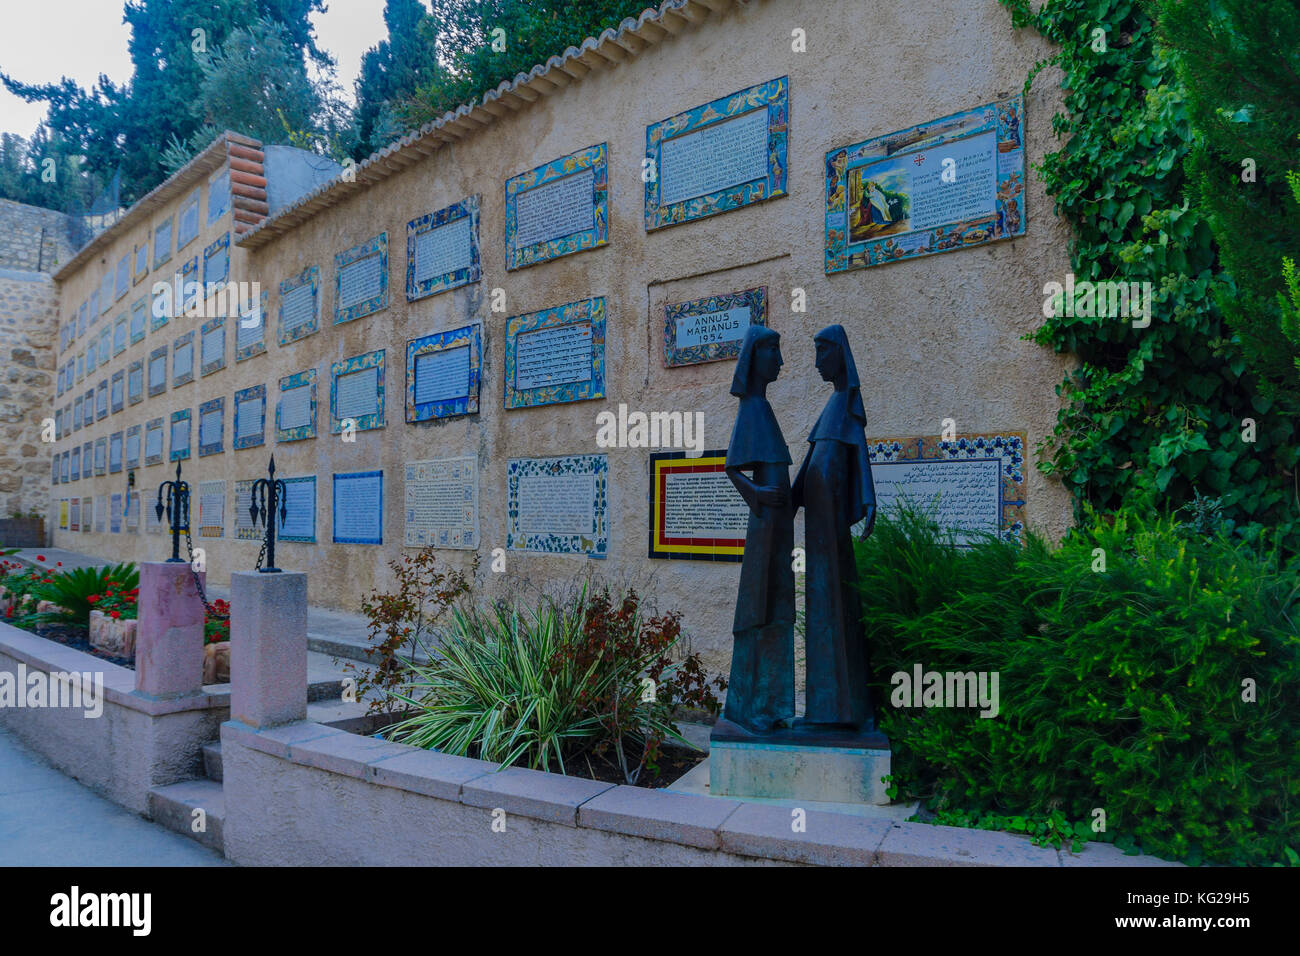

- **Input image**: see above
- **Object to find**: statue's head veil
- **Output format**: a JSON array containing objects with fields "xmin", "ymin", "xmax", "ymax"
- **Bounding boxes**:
[{"xmin": 731, "ymin": 325, "xmax": 781, "ymax": 397}]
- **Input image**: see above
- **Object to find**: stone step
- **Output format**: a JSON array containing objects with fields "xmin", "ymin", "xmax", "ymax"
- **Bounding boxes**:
[
  {"xmin": 146, "ymin": 779, "xmax": 225, "ymax": 854},
  {"xmin": 202, "ymin": 741, "xmax": 223, "ymax": 782},
  {"xmin": 308, "ymin": 630, "xmax": 437, "ymax": 667}
]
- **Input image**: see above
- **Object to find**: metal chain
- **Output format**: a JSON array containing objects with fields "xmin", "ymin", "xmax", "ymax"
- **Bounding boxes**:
[{"xmin": 184, "ymin": 522, "xmax": 230, "ymax": 621}]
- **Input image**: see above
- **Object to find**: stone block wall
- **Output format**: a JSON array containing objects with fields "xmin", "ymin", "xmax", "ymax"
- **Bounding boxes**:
[
  {"xmin": 0, "ymin": 268, "xmax": 57, "ymax": 519},
  {"xmin": 0, "ymin": 198, "xmax": 78, "ymax": 273}
]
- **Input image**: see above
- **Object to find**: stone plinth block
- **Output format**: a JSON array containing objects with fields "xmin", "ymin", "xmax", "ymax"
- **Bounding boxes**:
[
  {"xmin": 135, "ymin": 561, "xmax": 206, "ymax": 698},
  {"xmin": 230, "ymin": 571, "xmax": 307, "ymax": 729},
  {"xmin": 710, "ymin": 735, "xmax": 892, "ymax": 806}
]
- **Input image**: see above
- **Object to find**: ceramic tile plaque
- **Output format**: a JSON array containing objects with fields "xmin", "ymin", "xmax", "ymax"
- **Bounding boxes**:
[
  {"xmin": 151, "ymin": 286, "xmax": 170, "ymax": 332},
  {"xmin": 177, "ymin": 188, "xmax": 200, "ymax": 250},
  {"xmin": 504, "ymin": 297, "xmax": 605, "ymax": 409},
  {"xmin": 825, "ymin": 96, "xmax": 1026, "ymax": 274},
  {"xmin": 115, "ymin": 254, "xmax": 130, "ymax": 301},
  {"xmin": 73, "ymin": 396, "xmax": 82, "ymax": 431},
  {"xmin": 94, "ymin": 496, "xmax": 105, "ymax": 533},
  {"xmin": 648, "ymin": 450, "xmax": 747, "ymax": 561},
  {"xmin": 97, "ymin": 329, "xmax": 110, "ymax": 366},
  {"xmin": 233, "ymin": 384, "xmax": 266, "ymax": 449},
  {"xmin": 173, "ymin": 331, "xmax": 194, "ymax": 386},
  {"xmin": 71, "ymin": 446, "xmax": 80, "ymax": 482},
  {"xmin": 110, "ymin": 370, "xmax": 124, "ymax": 413},
  {"xmin": 406, "ymin": 324, "xmax": 480, "ymax": 423},
  {"xmin": 403, "ymin": 456, "xmax": 477, "ymax": 549},
  {"xmin": 95, "ymin": 380, "xmax": 108, "ymax": 420},
  {"xmin": 865, "ymin": 433, "xmax": 1027, "ymax": 544},
  {"xmin": 144, "ymin": 418, "xmax": 164, "ymax": 466},
  {"xmin": 505, "ymin": 143, "xmax": 608, "ymax": 270},
  {"xmin": 108, "ymin": 431, "xmax": 123, "ymax": 474},
  {"xmin": 113, "ymin": 314, "xmax": 127, "ymax": 355},
  {"xmin": 154, "ymin": 215, "xmax": 173, "ymax": 268},
  {"xmin": 200, "ymin": 316, "xmax": 226, "ymax": 376},
  {"xmin": 110, "ymin": 494, "xmax": 122, "ymax": 534},
  {"xmin": 506, "ymin": 454, "xmax": 607, "ymax": 557},
  {"xmin": 128, "ymin": 360, "xmax": 144, "ymax": 405},
  {"xmin": 233, "ymin": 479, "xmax": 258, "ymax": 540},
  {"xmin": 198, "ymin": 480, "xmax": 224, "ymax": 538},
  {"xmin": 332, "ymin": 470, "xmax": 383, "ymax": 545},
  {"xmin": 334, "ymin": 233, "xmax": 388, "ymax": 324},
  {"xmin": 278, "ymin": 475, "xmax": 316, "ymax": 543},
  {"xmin": 645, "ymin": 76, "xmax": 789, "ymax": 231},
  {"xmin": 125, "ymin": 424, "xmax": 141, "ymax": 468},
  {"xmin": 80, "ymin": 496, "xmax": 92, "ymax": 534},
  {"xmin": 663, "ymin": 286, "xmax": 767, "ymax": 368},
  {"xmin": 134, "ymin": 241, "xmax": 148, "ymax": 284},
  {"xmin": 407, "ymin": 196, "xmax": 481, "ymax": 300},
  {"xmin": 170, "ymin": 409, "xmax": 191, "ymax": 461},
  {"xmin": 129, "ymin": 297, "xmax": 147, "ymax": 344},
  {"xmin": 199, "ymin": 397, "xmax": 224, "ymax": 456},
  {"xmin": 330, "ymin": 350, "xmax": 385, "ymax": 433},
  {"xmin": 208, "ymin": 167, "xmax": 230, "ymax": 223},
  {"xmin": 126, "ymin": 492, "xmax": 140, "ymax": 531},
  {"xmin": 181, "ymin": 257, "xmax": 199, "ymax": 315},
  {"xmin": 93, "ymin": 437, "xmax": 106, "ymax": 476},
  {"xmin": 236, "ymin": 290, "xmax": 268, "ymax": 362},
  {"xmin": 70, "ymin": 496, "xmax": 79, "ymax": 532},
  {"xmin": 148, "ymin": 346, "xmax": 168, "ymax": 397},
  {"xmin": 145, "ymin": 494, "xmax": 163, "ymax": 533},
  {"xmin": 278, "ymin": 266, "xmax": 320, "ymax": 345},
  {"xmin": 81, "ymin": 441, "xmax": 92, "ymax": 478},
  {"xmin": 58, "ymin": 499, "xmax": 68, "ymax": 530},
  {"xmin": 98, "ymin": 275, "xmax": 111, "ymax": 315},
  {"xmin": 203, "ymin": 233, "xmax": 230, "ymax": 291},
  {"xmin": 82, "ymin": 390, "xmax": 93, "ymax": 427},
  {"xmin": 276, "ymin": 369, "xmax": 317, "ymax": 442}
]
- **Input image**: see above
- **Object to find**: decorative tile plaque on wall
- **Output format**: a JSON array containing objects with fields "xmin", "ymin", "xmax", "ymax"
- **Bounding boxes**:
[
  {"xmin": 504, "ymin": 297, "xmax": 605, "ymax": 410},
  {"xmin": 824, "ymin": 97, "xmax": 1026, "ymax": 274},
  {"xmin": 276, "ymin": 369, "xmax": 317, "ymax": 442},
  {"xmin": 198, "ymin": 397, "xmax": 224, "ymax": 456},
  {"xmin": 505, "ymin": 144, "xmax": 608, "ymax": 271},
  {"xmin": 648, "ymin": 450, "xmax": 747, "ymax": 561},
  {"xmin": 277, "ymin": 475, "xmax": 316, "ymax": 543},
  {"xmin": 169, "ymin": 409, "xmax": 191, "ymax": 461},
  {"xmin": 278, "ymin": 266, "xmax": 320, "ymax": 346},
  {"xmin": 198, "ymin": 480, "xmax": 224, "ymax": 538},
  {"xmin": 506, "ymin": 454, "xmax": 607, "ymax": 557},
  {"xmin": 406, "ymin": 196, "xmax": 481, "ymax": 300},
  {"xmin": 233, "ymin": 384, "xmax": 266, "ymax": 450},
  {"xmin": 235, "ymin": 290, "xmax": 268, "ymax": 362},
  {"xmin": 644, "ymin": 76, "xmax": 789, "ymax": 232},
  {"xmin": 200, "ymin": 316, "xmax": 226, "ymax": 376},
  {"xmin": 330, "ymin": 350, "xmax": 385, "ymax": 434},
  {"xmin": 865, "ymin": 433, "xmax": 1027, "ymax": 544},
  {"xmin": 332, "ymin": 470, "xmax": 383, "ymax": 545},
  {"xmin": 144, "ymin": 418, "xmax": 164, "ymax": 466},
  {"xmin": 406, "ymin": 324, "xmax": 480, "ymax": 423},
  {"xmin": 403, "ymin": 456, "xmax": 477, "ymax": 549},
  {"xmin": 663, "ymin": 286, "xmax": 767, "ymax": 368},
  {"xmin": 334, "ymin": 233, "xmax": 388, "ymax": 324}
]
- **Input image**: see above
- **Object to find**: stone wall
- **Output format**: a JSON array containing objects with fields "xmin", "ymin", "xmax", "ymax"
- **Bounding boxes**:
[
  {"xmin": 0, "ymin": 268, "xmax": 57, "ymax": 520},
  {"xmin": 0, "ymin": 198, "xmax": 78, "ymax": 273}
]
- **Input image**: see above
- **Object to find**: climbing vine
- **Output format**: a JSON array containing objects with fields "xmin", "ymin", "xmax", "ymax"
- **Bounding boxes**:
[{"xmin": 999, "ymin": 0, "xmax": 1299, "ymax": 548}]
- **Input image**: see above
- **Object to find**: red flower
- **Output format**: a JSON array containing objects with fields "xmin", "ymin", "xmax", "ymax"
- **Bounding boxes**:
[
  {"xmin": 36, "ymin": 555, "xmax": 44, "ymax": 562},
  {"xmin": 56, "ymin": 561, "xmax": 62, "ymax": 567},
  {"xmin": 87, "ymin": 594, "xmax": 100, "ymax": 604},
  {"xmin": 109, "ymin": 610, "xmax": 121, "ymax": 620}
]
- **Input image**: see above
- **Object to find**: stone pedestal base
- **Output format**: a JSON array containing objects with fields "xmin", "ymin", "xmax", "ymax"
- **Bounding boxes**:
[
  {"xmin": 230, "ymin": 571, "xmax": 307, "ymax": 729},
  {"xmin": 135, "ymin": 561, "xmax": 206, "ymax": 698},
  {"xmin": 709, "ymin": 718, "xmax": 892, "ymax": 805}
]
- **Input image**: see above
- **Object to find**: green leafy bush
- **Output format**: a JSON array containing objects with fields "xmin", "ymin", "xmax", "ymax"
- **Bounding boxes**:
[
  {"xmin": 28, "ymin": 563, "xmax": 140, "ymax": 630},
  {"xmin": 859, "ymin": 508, "xmax": 1300, "ymax": 865},
  {"xmin": 385, "ymin": 583, "xmax": 722, "ymax": 784}
]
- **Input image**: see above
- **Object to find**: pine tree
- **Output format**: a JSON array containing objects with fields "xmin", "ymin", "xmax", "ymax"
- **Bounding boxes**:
[{"xmin": 354, "ymin": 0, "xmax": 445, "ymax": 158}]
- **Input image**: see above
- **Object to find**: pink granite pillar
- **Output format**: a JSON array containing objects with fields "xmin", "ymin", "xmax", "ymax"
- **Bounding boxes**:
[
  {"xmin": 134, "ymin": 561, "xmax": 207, "ymax": 698},
  {"xmin": 230, "ymin": 570, "xmax": 307, "ymax": 728}
]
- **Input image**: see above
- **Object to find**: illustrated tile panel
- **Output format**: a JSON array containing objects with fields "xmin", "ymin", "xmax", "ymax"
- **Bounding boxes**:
[
  {"xmin": 664, "ymin": 286, "xmax": 767, "ymax": 368},
  {"xmin": 403, "ymin": 456, "xmax": 477, "ymax": 549},
  {"xmin": 505, "ymin": 454, "xmax": 607, "ymax": 557}
]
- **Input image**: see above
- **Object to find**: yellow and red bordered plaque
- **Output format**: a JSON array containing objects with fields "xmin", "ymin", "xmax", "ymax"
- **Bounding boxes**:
[{"xmin": 648, "ymin": 450, "xmax": 747, "ymax": 562}]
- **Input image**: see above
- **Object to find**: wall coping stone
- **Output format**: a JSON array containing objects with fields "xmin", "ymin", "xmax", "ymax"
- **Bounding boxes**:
[{"xmin": 0, "ymin": 621, "xmax": 228, "ymax": 717}]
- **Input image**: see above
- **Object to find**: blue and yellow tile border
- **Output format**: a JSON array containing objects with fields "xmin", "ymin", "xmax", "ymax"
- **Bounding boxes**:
[
  {"xmin": 645, "ymin": 76, "xmax": 788, "ymax": 232},
  {"xmin": 506, "ymin": 454, "xmax": 608, "ymax": 557},
  {"xmin": 334, "ymin": 233, "xmax": 388, "ymax": 324},
  {"xmin": 406, "ymin": 323, "xmax": 481, "ymax": 423},
  {"xmin": 505, "ymin": 143, "xmax": 608, "ymax": 271},
  {"xmin": 504, "ymin": 297, "xmax": 605, "ymax": 410},
  {"xmin": 198, "ymin": 396, "xmax": 224, "ymax": 457},
  {"xmin": 235, "ymin": 289, "xmax": 269, "ymax": 362},
  {"xmin": 329, "ymin": 349, "xmax": 385, "ymax": 434},
  {"xmin": 406, "ymin": 196, "xmax": 481, "ymax": 300},
  {"xmin": 200, "ymin": 316, "xmax": 226, "ymax": 377},
  {"xmin": 278, "ymin": 266, "xmax": 320, "ymax": 346},
  {"xmin": 169, "ymin": 408, "xmax": 191, "ymax": 462},
  {"xmin": 664, "ymin": 286, "xmax": 767, "ymax": 368},
  {"xmin": 233, "ymin": 383, "xmax": 267, "ymax": 450},
  {"xmin": 277, "ymin": 368, "xmax": 317, "ymax": 443}
]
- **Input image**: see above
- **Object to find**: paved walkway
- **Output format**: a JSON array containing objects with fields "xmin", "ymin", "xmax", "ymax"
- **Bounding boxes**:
[{"xmin": 0, "ymin": 725, "xmax": 229, "ymax": 866}]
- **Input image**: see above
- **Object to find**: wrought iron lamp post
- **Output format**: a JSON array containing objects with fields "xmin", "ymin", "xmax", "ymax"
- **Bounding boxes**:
[
  {"xmin": 155, "ymin": 460, "xmax": 189, "ymax": 563},
  {"xmin": 249, "ymin": 455, "xmax": 287, "ymax": 573}
]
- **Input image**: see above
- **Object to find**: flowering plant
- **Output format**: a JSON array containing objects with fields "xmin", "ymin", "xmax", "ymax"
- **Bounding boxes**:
[{"xmin": 204, "ymin": 599, "xmax": 230, "ymax": 645}]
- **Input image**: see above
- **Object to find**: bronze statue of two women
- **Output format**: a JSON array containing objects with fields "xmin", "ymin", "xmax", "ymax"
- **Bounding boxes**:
[{"xmin": 720, "ymin": 324, "xmax": 877, "ymax": 738}]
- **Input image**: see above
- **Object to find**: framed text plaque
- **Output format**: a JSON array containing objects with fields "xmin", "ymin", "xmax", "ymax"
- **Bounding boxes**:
[
  {"xmin": 278, "ymin": 266, "xmax": 320, "ymax": 345},
  {"xmin": 144, "ymin": 418, "xmax": 164, "ymax": 466},
  {"xmin": 403, "ymin": 456, "xmax": 477, "ymax": 549},
  {"xmin": 235, "ymin": 290, "xmax": 268, "ymax": 362},
  {"xmin": 129, "ymin": 297, "xmax": 147, "ymax": 344},
  {"xmin": 506, "ymin": 454, "xmax": 607, "ymax": 557},
  {"xmin": 277, "ymin": 369, "xmax": 317, "ymax": 442},
  {"xmin": 169, "ymin": 409, "xmax": 191, "ymax": 462},
  {"xmin": 664, "ymin": 286, "xmax": 767, "ymax": 368},
  {"xmin": 110, "ymin": 370, "xmax": 125, "ymax": 413},
  {"xmin": 147, "ymin": 346, "xmax": 168, "ymax": 398},
  {"xmin": 648, "ymin": 449, "xmax": 747, "ymax": 561},
  {"xmin": 505, "ymin": 143, "xmax": 608, "ymax": 271},
  {"xmin": 407, "ymin": 196, "xmax": 481, "ymax": 300},
  {"xmin": 233, "ymin": 384, "xmax": 266, "ymax": 450},
  {"xmin": 645, "ymin": 76, "xmax": 789, "ymax": 232},
  {"xmin": 825, "ymin": 96, "xmax": 1026, "ymax": 274},
  {"xmin": 504, "ymin": 297, "xmax": 605, "ymax": 410},
  {"xmin": 203, "ymin": 233, "xmax": 230, "ymax": 292},
  {"xmin": 173, "ymin": 331, "xmax": 195, "ymax": 387},
  {"xmin": 332, "ymin": 470, "xmax": 384, "ymax": 545},
  {"xmin": 200, "ymin": 316, "xmax": 226, "ymax": 376},
  {"xmin": 198, "ymin": 480, "xmax": 224, "ymax": 538},
  {"xmin": 865, "ymin": 433, "xmax": 1027, "ymax": 544},
  {"xmin": 277, "ymin": 475, "xmax": 316, "ymax": 543},
  {"xmin": 406, "ymin": 324, "xmax": 480, "ymax": 423},
  {"xmin": 198, "ymin": 397, "xmax": 224, "ymax": 456},
  {"xmin": 330, "ymin": 349, "xmax": 385, "ymax": 434},
  {"xmin": 334, "ymin": 233, "xmax": 388, "ymax": 324},
  {"xmin": 125, "ymin": 424, "xmax": 141, "ymax": 469}
]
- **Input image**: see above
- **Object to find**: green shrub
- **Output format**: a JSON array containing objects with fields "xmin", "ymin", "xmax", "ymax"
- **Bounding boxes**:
[
  {"xmin": 27, "ymin": 563, "xmax": 140, "ymax": 630},
  {"xmin": 859, "ymin": 506, "xmax": 1300, "ymax": 865},
  {"xmin": 385, "ymin": 583, "xmax": 722, "ymax": 783}
]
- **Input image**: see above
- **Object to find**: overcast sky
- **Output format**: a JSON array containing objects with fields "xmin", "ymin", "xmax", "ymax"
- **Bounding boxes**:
[{"xmin": 0, "ymin": 0, "xmax": 391, "ymax": 140}]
